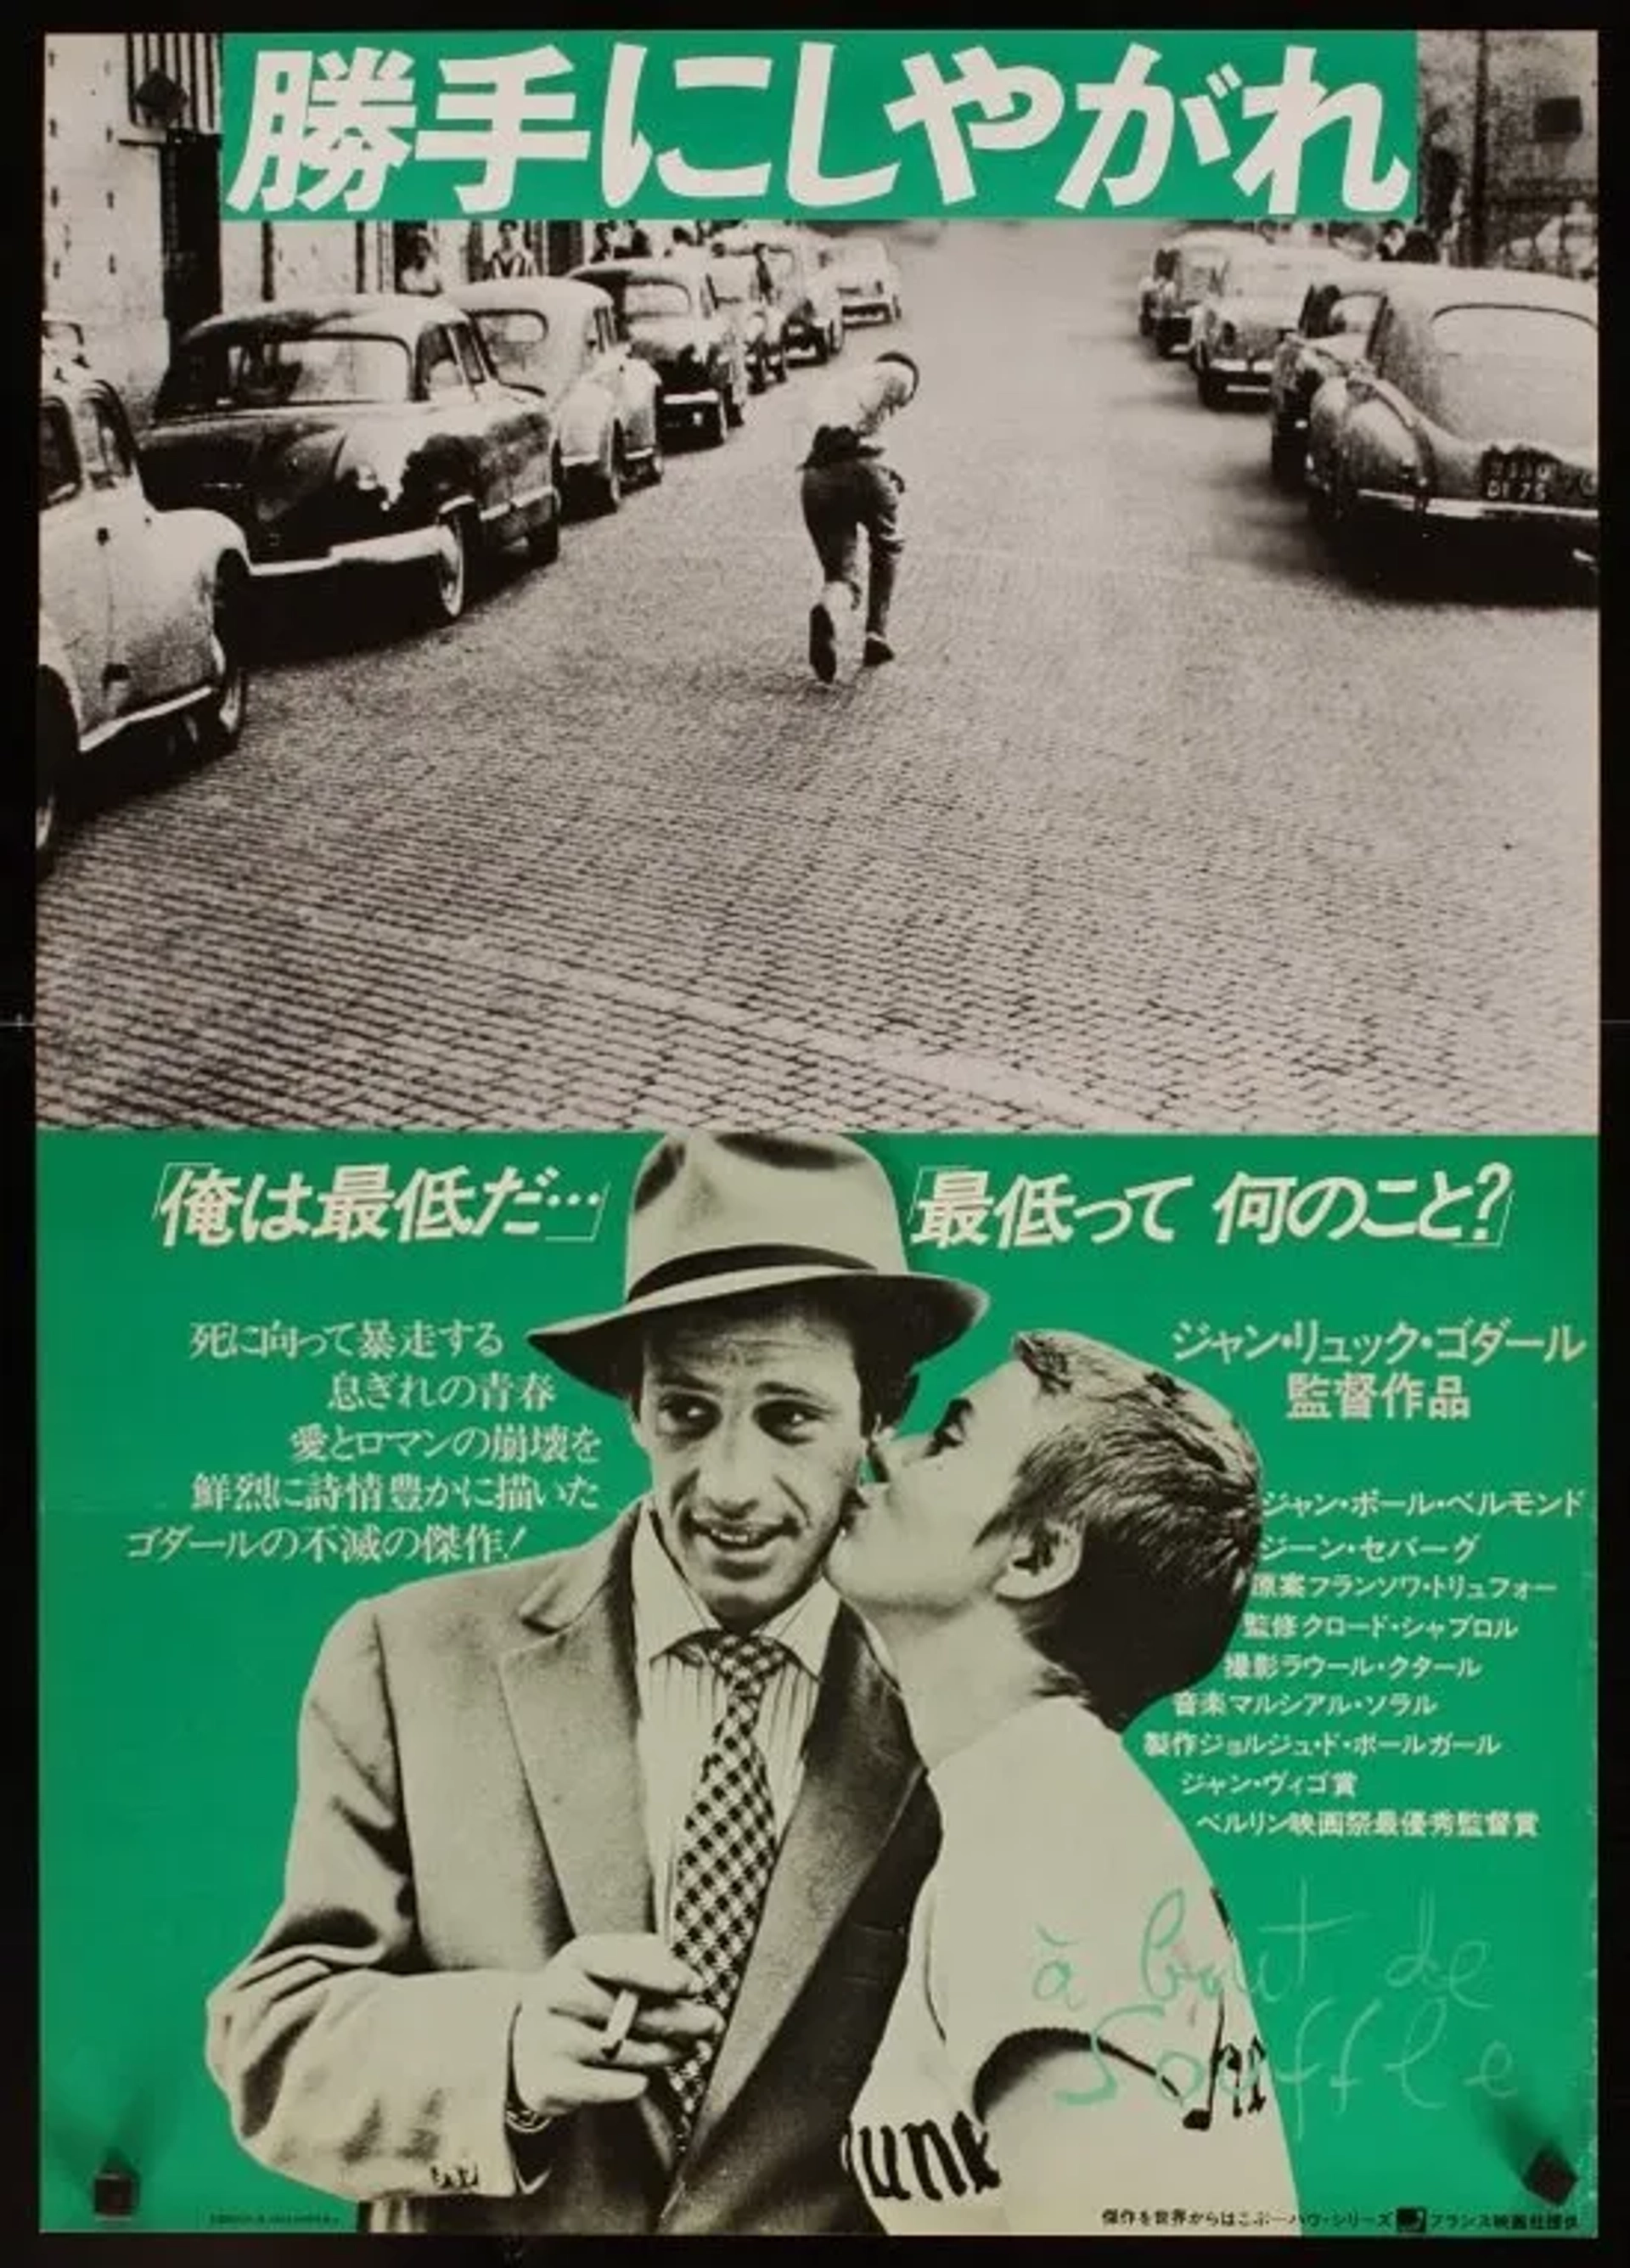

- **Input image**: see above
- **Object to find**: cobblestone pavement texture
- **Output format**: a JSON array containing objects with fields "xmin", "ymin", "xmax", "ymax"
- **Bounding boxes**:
[{"xmin": 37, "ymin": 222, "xmax": 1596, "ymax": 1132}]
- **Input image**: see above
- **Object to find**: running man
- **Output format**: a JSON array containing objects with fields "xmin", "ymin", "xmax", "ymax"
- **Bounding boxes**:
[{"xmin": 799, "ymin": 349, "xmax": 919, "ymax": 682}]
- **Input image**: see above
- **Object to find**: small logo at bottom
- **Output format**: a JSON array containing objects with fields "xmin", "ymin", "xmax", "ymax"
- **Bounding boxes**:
[{"xmin": 1395, "ymin": 2206, "xmax": 1429, "ymax": 2235}]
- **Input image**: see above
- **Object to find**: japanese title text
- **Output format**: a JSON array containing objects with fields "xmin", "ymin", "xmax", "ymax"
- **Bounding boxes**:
[{"xmin": 220, "ymin": 32, "xmax": 1417, "ymax": 221}]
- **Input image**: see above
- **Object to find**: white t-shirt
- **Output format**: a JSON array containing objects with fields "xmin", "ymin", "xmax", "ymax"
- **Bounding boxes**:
[
  {"xmin": 796, "ymin": 358, "xmax": 914, "ymax": 467},
  {"xmin": 844, "ymin": 1698, "xmax": 1301, "ymax": 2237}
]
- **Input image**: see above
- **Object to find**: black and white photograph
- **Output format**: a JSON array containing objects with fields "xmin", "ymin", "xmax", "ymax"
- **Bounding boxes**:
[
  {"xmin": 201, "ymin": 1128, "xmax": 1302, "ymax": 2237},
  {"xmin": 35, "ymin": 30, "xmax": 1598, "ymax": 1136}
]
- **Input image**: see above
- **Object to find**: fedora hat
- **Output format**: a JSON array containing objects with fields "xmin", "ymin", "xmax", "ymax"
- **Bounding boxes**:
[{"xmin": 528, "ymin": 1132, "xmax": 986, "ymax": 1395}]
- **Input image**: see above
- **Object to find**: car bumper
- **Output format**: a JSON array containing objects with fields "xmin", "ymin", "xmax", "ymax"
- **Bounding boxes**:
[
  {"xmin": 248, "ymin": 522, "xmax": 452, "ymax": 580},
  {"xmin": 837, "ymin": 290, "xmax": 892, "ymax": 317},
  {"xmin": 782, "ymin": 317, "xmax": 829, "ymax": 348},
  {"xmin": 657, "ymin": 386, "xmax": 722, "ymax": 411},
  {"xmin": 1206, "ymin": 355, "xmax": 1275, "ymax": 387},
  {"xmin": 1360, "ymin": 487, "xmax": 1599, "ymax": 545}
]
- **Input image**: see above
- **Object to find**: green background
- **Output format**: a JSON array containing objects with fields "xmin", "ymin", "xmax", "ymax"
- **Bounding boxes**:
[
  {"xmin": 39, "ymin": 1131, "xmax": 1593, "ymax": 2235},
  {"xmin": 220, "ymin": 31, "xmax": 1419, "ymax": 222}
]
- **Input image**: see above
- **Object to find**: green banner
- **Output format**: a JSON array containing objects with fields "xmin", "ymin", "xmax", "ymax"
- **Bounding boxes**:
[
  {"xmin": 38, "ymin": 1130, "xmax": 1593, "ymax": 2237},
  {"xmin": 218, "ymin": 31, "xmax": 1419, "ymax": 222}
]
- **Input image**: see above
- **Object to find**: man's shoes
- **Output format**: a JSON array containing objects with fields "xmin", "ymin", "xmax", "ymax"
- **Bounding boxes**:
[
  {"xmin": 808, "ymin": 604, "xmax": 838, "ymax": 684},
  {"xmin": 863, "ymin": 633, "xmax": 896, "ymax": 667}
]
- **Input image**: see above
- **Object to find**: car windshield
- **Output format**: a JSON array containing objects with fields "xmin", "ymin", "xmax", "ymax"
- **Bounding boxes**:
[
  {"xmin": 621, "ymin": 278, "xmax": 694, "ymax": 320},
  {"xmin": 1328, "ymin": 290, "xmax": 1380, "ymax": 338},
  {"xmin": 1177, "ymin": 246, "xmax": 1229, "ymax": 293},
  {"xmin": 1425, "ymin": 304, "xmax": 1597, "ymax": 445},
  {"xmin": 708, "ymin": 257, "xmax": 756, "ymax": 302},
  {"xmin": 838, "ymin": 238, "xmax": 887, "ymax": 267},
  {"xmin": 1224, "ymin": 256, "xmax": 1324, "ymax": 301},
  {"xmin": 469, "ymin": 307, "xmax": 565, "ymax": 388},
  {"xmin": 157, "ymin": 330, "xmax": 413, "ymax": 414}
]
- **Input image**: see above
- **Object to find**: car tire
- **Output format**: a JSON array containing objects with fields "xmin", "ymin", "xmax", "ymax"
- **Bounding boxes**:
[
  {"xmin": 701, "ymin": 394, "xmax": 728, "ymax": 447},
  {"xmin": 529, "ymin": 456, "xmax": 564, "ymax": 561},
  {"xmin": 594, "ymin": 431, "xmax": 626, "ymax": 515},
  {"xmin": 424, "ymin": 506, "xmax": 474, "ymax": 625},
  {"xmin": 193, "ymin": 561, "xmax": 250, "ymax": 757},
  {"xmin": 1269, "ymin": 417, "xmax": 1305, "ymax": 489},
  {"xmin": 1138, "ymin": 305, "xmax": 1154, "ymax": 337},
  {"xmin": 527, "ymin": 507, "xmax": 561, "ymax": 566},
  {"xmin": 749, "ymin": 353, "xmax": 767, "ymax": 395},
  {"xmin": 1307, "ymin": 460, "xmax": 1335, "ymax": 532},
  {"xmin": 810, "ymin": 329, "xmax": 830, "ymax": 366},
  {"xmin": 1153, "ymin": 319, "xmax": 1175, "ymax": 358},
  {"xmin": 774, "ymin": 346, "xmax": 790, "ymax": 384},
  {"xmin": 36, "ymin": 675, "xmax": 73, "ymax": 876},
  {"xmin": 1330, "ymin": 464, "xmax": 1390, "ymax": 585},
  {"xmin": 644, "ymin": 436, "xmax": 666, "ymax": 485},
  {"xmin": 724, "ymin": 380, "xmax": 746, "ymax": 430},
  {"xmin": 1198, "ymin": 363, "xmax": 1228, "ymax": 411}
]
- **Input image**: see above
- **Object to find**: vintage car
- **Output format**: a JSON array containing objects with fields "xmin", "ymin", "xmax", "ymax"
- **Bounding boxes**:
[
  {"xmin": 1189, "ymin": 244, "xmax": 1353, "ymax": 408},
  {"xmin": 1148, "ymin": 229, "xmax": 1239, "ymax": 357},
  {"xmin": 746, "ymin": 224, "xmax": 846, "ymax": 363},
  {"xmin": 827, "ymin": 232, "xmax": 903, "ymax": 324},
  {"xmin": 1305, "ymin": 267, "xmax": 1599, "ymax": 582},
  {"xmin": 704, "ymin": 248, "xmax": 789, "ymax": 391},
  {"xmin": 1266, "ymin": 273, "xmax": 1384, "ymax": 487},
  {"xmin": 569, "ymin": 257, "xmax": 749, "ymax": 445},
  {"xmin": 138, "ymin": 295, "xmax": 562, "ymax": 629},
  {"xmin": 1135, "ymin": 236, "xmax": 1183, "ymax": 336},
  {"xmin": 37, "ymin": 348, "xmax": 250, "ymax": 870},
  {"xmin": 449, "ymin": 275, "xmax": 662, "ymax": 514}
]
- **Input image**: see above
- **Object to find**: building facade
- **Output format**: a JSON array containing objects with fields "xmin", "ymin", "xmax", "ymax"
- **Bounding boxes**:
[
  {"xmin": 42, "ymin": 33, "xmax": 588, "ymax": 425},
  {"xmin": 1418, "ymin": 29, "xmax": 1597, "ymax": 270}
]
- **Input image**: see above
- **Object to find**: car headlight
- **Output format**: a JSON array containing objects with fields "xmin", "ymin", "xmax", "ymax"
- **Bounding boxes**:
[
  {"xmin": 1579, "ymin": 467, "xmax": 1599, "ymax": 500},
  {"xmin": 341, "ymin": 455, "xmax": 402, "ymax": 508}
]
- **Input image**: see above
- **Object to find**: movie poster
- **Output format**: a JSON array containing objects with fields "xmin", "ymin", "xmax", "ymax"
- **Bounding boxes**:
[{"xmin": 35, "ymin": 28, "xmax": 1597, "ymax": 2243}]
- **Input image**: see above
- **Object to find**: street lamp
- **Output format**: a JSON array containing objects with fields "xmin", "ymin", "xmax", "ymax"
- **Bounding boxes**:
[{"xmin": 1468, "ymin": 31, "xmax": 1491, "ymax": 267}]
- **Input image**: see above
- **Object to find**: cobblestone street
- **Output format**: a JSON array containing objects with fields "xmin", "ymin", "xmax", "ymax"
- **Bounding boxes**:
[{"xmin": 37, "ymin": 221, "xmax": 1596, "ymax": 1131}]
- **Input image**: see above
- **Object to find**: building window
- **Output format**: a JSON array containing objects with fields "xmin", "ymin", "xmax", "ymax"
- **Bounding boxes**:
[
  {"xmin": 126, "ymin": 31, "xmax": 222, "ymax": 136},
  {"xmin": 1532, "ymin": 96, "xmax": 1584, "ymax": 141}
]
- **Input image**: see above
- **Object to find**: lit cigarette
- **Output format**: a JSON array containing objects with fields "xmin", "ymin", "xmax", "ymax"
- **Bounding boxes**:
[{"xmin": 601, "ymin": 1988, "xmax": 640, "ymax": 2062}]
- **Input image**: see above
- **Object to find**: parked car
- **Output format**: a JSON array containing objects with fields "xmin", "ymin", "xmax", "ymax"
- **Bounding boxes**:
[
  {"xmin": 138, "ymin": 295, "xmax": 562, "ymax": 627},
  {"xmin": 1266, "ymin": 273, "xmax": 1384, "ymax": 487},
  {"xmin": 37, "ymin": 347, "xmax": 250, "ymax": 870},
  {"xmin": 704, "ymin": 249, "xmax": 790, "ymax": 390},
  {"xmin": 1304, "ymin": 267, "xmax": 1599, "ymax": 582},
  {"xmin": 569, "ymin": 257, "xmax": 749, "ymax": 445},
  {"xmin": 449, "ymin": 274, "xmax": 661, "ymax": 515},
  {"xmin": 748, "ymin": 225, "xmax": 846, "ymax": 363},
  {"xmin": 1135, "ymin": 236, "xmax": 1184, "ymax": 336},
  {"xmin": 1189, "ymin": 244, "xmax": 1352, "ymax": 408},
  {"xmin": 827, "ymin": 233, "xmax": 903, "ymax": 324},
  {"xmin": 1149, "ymin": 229, "xmax": 1239, "ymax": 357}
]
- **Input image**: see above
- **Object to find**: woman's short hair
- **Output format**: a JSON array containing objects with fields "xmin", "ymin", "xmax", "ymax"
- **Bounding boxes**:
[{"xmin": 986, "ymin": 1331, "xmax": 1263, "ymax": 1730}]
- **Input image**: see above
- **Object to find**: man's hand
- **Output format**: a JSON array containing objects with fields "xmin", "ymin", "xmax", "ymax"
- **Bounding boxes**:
[{"xmin": 510, "ymin": 1935, "xmax": 722, "ymax": 2118}]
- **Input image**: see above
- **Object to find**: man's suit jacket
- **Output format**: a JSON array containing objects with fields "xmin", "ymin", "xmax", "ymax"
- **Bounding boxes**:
[{"xmin": 205, "ymin": 1505, "xmax": 940, "ymax": 2234}]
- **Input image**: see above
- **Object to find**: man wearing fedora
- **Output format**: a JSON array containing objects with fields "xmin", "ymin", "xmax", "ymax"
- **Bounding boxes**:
[{"xmin": 205, "ymin": 1132, "xmax": 986, "ymax": 2235}]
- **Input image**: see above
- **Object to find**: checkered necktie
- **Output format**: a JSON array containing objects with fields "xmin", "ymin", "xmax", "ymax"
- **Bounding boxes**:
[{"xmin": 665, "ymin": 1630, "xmax": 788, "ymax": 2141}]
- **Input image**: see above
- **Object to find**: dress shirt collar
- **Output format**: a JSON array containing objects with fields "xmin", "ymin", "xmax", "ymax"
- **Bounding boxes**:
[{"xmin": 631, "ymin": 1500, "xmax": 840, "ymax": 1682}]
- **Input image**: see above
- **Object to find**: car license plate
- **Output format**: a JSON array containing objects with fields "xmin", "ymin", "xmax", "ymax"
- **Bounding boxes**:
[{"xmin": 1483, "ymin": 450, "xmax": 1558, "ymax": 505}]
